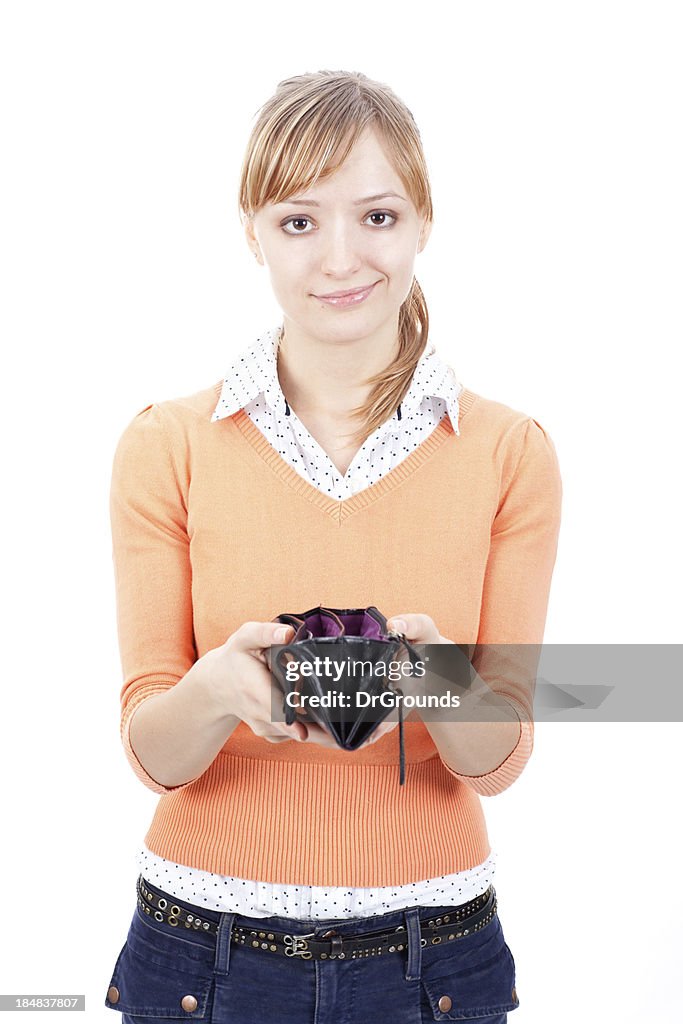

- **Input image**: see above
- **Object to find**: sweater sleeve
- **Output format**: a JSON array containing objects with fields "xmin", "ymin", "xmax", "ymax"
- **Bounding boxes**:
[
  {"xmin": 109, "ymin": 402, "xmax": 201, "ymax": 794},
  {"xmin": 442, "ymin": 416, "xmax": 562, "ymax": 796}
]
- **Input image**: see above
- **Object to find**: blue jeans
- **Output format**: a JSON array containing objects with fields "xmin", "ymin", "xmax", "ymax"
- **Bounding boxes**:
[{"xmin": 105, "ymin": 877, "xmax": 520, "ymax": 1022}]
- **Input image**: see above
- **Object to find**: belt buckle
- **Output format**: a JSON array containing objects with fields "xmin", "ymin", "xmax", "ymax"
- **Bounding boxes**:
[{"xmin": 283, "ymin": 930, "xmax": 316, "ymax": 958}]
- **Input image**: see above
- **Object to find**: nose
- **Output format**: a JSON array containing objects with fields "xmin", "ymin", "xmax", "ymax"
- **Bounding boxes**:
[{"xmin": 319, "ymin": 223, "xmax": 362, "ymax": 279}]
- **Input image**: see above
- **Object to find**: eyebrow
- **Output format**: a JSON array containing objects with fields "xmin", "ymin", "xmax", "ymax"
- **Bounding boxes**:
[{"xmin": 278, "ymin": 191, "xmax": 408, "ymax": 208}]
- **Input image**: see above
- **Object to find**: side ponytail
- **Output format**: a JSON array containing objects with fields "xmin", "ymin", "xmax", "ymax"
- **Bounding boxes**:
[{"xmin": 341, "ymin": 277, "xmax": 428, "ymax": 450}]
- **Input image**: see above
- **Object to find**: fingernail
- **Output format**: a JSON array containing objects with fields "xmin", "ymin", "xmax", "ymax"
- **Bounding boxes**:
[
  {"xmin": 275, "ymin": 627, "xmax": 289, "ymax": 642},
  {"xmin": 389, "ymin": 619, "xmax": 407, "ymax": 633}
]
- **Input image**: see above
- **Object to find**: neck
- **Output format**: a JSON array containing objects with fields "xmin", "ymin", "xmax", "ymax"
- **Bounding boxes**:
[{"xmin": 275, "ymin": 318, "xmax": 400, "ymax": 419}]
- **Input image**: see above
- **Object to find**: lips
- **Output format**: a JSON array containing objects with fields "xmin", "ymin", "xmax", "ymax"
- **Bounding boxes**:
[{"xmin": 316, "ymin": 281, "xmax": 379, "ymax": 299}]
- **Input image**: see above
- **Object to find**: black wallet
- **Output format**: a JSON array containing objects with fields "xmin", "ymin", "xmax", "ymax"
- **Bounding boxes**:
[{"xmin": 265, "ymin": 605, "xmax": 422, "ymax": 785}]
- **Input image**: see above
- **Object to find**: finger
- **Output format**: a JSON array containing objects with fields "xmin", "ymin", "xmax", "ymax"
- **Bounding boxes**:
[
  {"xmin": 262, "ymin": 719, "xmax": 307, "ymax": 742},
  {"xmin": 239, "ymin": 620, "xmax": 295, "ymax": 657},
  {"xmin": 366, "ymin": 721, "xmax": 398, "ymax": 743},
  {"xmin": 386, "ymin": 613, "xmax": 439, "ymax": 643},
  {"xmin": 283, "ymin": 720, "xmax": 308, "ymax": 741},
  {"xmin": 298, "ymin": 722, "xmax": 342, "ymax": 748}
]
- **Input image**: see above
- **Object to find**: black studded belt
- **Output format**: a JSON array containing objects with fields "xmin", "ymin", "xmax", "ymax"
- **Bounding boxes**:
[{"xmin": 136, "ymin": 875, "xmax": 498, "ymax": 961}]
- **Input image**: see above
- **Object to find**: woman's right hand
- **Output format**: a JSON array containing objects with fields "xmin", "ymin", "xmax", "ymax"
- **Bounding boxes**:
[{"xmin": 205, "ymin": 620, "xmax": 341, "ymax": 748}]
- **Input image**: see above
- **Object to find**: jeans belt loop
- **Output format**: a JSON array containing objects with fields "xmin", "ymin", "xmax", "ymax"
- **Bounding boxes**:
[
  {"xmin": 214, "ymin": 911, "xmax": 236, "ymax": 976},
  {"xmin": 403, "ymin": 907, "xmax": 423, "ymax": 981}
]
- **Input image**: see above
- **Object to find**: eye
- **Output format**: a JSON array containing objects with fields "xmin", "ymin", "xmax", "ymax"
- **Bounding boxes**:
[
  {"xmin": 365, "ymin": 211, "xmax": 397, "ymax": 228},
  {"xmin": 280, "ymin": 210, "xmax": 398, "ymax": 235},
  {"xmin": 281, "ymin": 216, "xmax": 314, "ymax": 235}
]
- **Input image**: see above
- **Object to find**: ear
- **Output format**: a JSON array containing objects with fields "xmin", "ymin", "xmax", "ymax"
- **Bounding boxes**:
[
  {"xmin": 417, "ymin": 219, "xmax": 432, "ymax": 254},
  {"xmin": 243, "ymin": 214, "xmax": 262, "ymax": 264}
]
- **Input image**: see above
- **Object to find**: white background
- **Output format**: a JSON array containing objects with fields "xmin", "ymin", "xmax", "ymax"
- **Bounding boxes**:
[{"xmin": 1, "ymin": 2, "xmax": 681, "ymax": 1022}]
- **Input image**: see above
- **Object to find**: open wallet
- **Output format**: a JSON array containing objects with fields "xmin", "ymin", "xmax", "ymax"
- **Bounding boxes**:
[{"xmin": 265, "ymin": 605, "xmax": 422, "ymax": 785}]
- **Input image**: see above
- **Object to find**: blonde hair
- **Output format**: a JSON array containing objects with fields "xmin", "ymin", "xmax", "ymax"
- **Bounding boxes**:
[{"xmin": 238, "ymin": 70, "xmax": 434, "ymax": 449}]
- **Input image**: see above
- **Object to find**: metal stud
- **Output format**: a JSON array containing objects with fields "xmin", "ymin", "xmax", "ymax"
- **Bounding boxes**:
[
  {"xmin": 158, "ymin": 898, "xmax": 167, "ymax": 910},
  {"xmin": 154, "ymin": 911, "xmax": 163, "ymax": 922}
]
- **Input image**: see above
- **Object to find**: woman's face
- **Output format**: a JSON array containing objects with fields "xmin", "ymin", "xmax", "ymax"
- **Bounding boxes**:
[{"xmin": 245, "ymin": 126, "xmax": 431, "ymax": 344}]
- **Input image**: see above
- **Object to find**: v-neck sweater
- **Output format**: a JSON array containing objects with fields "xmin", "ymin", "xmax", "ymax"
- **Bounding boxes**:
[{"xmin": 109, "ymin": 380, "xmax": 562, "ymax": 888}]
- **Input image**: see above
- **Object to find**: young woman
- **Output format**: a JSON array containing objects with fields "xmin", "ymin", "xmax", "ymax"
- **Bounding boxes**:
[{"xmin": 105, "ymin": 70, "xmax": 562, "ymax": 1024}]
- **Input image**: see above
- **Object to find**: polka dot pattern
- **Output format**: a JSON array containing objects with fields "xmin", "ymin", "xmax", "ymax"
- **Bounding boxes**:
[
  {"xmin": 135, "ymin": 844, "xmax": 497, "ymax": 921},
  {"xmin": 210, "ymin": 325, "xmax": 464, "ymax": 500}
]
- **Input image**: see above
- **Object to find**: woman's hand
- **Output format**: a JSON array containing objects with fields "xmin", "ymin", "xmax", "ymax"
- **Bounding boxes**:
[
  {"xmin": 364, "ymin": 613, "xmax": 453, "ymax": 744},
  {"xmin": 387, "ymin": 613, "xmax": 450, "ymax": 645},
  {"xmin": 207, "ymin": 620, "xmax": 341, "ymax": 748}
]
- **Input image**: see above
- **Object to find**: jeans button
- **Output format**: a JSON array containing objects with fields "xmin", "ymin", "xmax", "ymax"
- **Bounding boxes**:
[
  {"xmin": 181, "ymin": 995, "xmax": 198, "ymax": 1012},
  {"xmin": 107, "ymin": 987, "xmax": 119, "ymax": 1004},
  {"xmin": 438, "ymin": 994, "xmax": 453, "ymax": 1012}
]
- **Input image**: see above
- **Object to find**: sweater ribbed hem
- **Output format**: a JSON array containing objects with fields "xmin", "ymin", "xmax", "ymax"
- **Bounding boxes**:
[
  {"xmin": 141, "ymin": 752, "xmax": 492, "ymax": 888},
  {"xmin": 441, "ymin": 719, "xmax": 534, "ymax": 797},
  {"xmin": 121, "ymin": 678, "xmax": 200, "ymax": 795}
]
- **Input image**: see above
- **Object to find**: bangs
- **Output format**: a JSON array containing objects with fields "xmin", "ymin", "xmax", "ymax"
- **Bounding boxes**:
[{"xmin": 239, "ymin": 74, "xmax": 429, "ymax": 220}]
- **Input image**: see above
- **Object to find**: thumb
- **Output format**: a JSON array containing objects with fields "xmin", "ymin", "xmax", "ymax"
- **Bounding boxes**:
[
  {"xmin": 387, "ymin": 617, "xmax": 408, "ymax": 634},
  {"xmin": 248, "ymin": 621, "xmax": 294, "ymax": 657},
  {"xmin": 273, "ymin": 623, "xmax": 295, "ymax": 643}
]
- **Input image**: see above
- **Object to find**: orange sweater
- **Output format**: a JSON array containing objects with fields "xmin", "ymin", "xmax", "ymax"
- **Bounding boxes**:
[{"xmin": 109, "ymin": 382, "xmax": 562, "ymax": 887}]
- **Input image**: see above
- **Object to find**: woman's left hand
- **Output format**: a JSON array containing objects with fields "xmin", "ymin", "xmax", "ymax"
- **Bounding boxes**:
[
  {"xmin": 363, "ymin": 613, "xmax": 452, "ymax": 745},
  {"xmin": 387, "ymin": 613, "xmax": 451, "ymax": 645}
]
